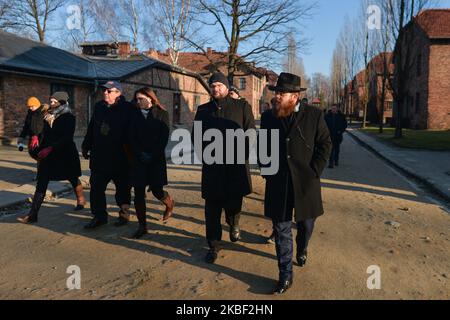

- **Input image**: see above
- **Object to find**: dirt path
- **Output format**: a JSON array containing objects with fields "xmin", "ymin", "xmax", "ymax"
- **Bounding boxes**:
[{"xmin": 0, "ymin": 135, "xmax": 449, "ymax": 300}]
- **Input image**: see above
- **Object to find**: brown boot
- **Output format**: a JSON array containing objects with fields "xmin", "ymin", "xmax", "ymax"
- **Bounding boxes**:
[
  {"xmin": 17, "ymin": 192, "xmax": 45, "ymax": 224},
  {"xmin": 73, "ymin": 184, "xmax": 86, "ymax": 211},
  {"xmin": 114, "ymin": 205, "xmax": 130, "ymax": 227},
  {"xmin": 161, "ymin": 194, "xmax": 174, "ymax": 221},
  {"xmin": 133, "ymin": 201, "xmax": 147, "ymax": 239}
]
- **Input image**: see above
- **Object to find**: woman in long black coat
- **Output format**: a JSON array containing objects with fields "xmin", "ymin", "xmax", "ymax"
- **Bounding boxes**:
[
  {"xmin": 17, "ymin": 92, "xmax": 85, "ymax": 224},
  {"xmin": 128, "ymin": 87, "xmax": 174, "ymax": 239}
]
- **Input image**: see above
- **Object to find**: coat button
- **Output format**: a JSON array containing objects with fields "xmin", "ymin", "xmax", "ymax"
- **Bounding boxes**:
[
  {"xmin": 287, "ymin": 155, "xmax": 291, "ymax": 159},
  {"xmin": 286, "ymin": 138, "xmax": 290, "ymax": 142}
]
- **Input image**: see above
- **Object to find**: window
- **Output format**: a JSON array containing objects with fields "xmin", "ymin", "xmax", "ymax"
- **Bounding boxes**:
[
  {"xmin": 50, "ymin": 83, "xmax": 75, "ymax": 108},
  {"xmin": 239, "ymin": 78, "xmax": 246, "ymax": 90},
  {"xmin": 385, "ymin": 101, "xmax": 393, "ymax": 111},
  {"xmin": 417, "ymin": 54, "xmax": 422, "ymax": 77}
]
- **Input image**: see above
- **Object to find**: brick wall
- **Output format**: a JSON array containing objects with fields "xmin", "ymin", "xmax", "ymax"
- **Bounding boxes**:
[
  {"xmin": 0, "ymin": 74, "xmax": 91, "ymax": 140},
  {"xmin": 428, "ymin": 42, "xmax": 450, "ymax": 130}
]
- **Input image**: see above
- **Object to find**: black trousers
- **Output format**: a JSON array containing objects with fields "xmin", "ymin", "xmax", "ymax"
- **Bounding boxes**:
[
  {"xmin": 272, "ymin": 172, "xmax": 316, "ymax": 281},
  {"xmin": 89, "ymin": 170, "xmax": 131, "ymax": 221},
  {"xmin": 204, "ymin": 197, "xmax": 243, "ymax": 249},
  {"xmin": 36, "ymin": 175, "xmax": 80, "ymax": 194},
  {"xmin": 329, "ymin": 140, "xmax": 342, "ymax": 163},
  {"xmin": 134, "ymin": 185, "xmax": 167, "ymax": 204},
  {"xmin": 272, "ymin": 219, "xmax": 316, "ymax": 282}
]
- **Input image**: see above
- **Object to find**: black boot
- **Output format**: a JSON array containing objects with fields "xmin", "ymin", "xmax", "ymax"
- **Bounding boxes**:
[
  {"xmin": 17, "ymin": 192, "xmax": 45, "ymax": 224},
  {"xmin": 205, "ymin": 248, "xmax": 219, "ymax": 264},
  {"xmin": 132, "ymin": 202, "xmax": 148, "ymax": 239}
]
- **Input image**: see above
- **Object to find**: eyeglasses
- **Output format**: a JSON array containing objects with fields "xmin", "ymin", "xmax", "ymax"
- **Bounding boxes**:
[{"xmin": 104, "ymin": 89, "xmax": 119, "ymax": 94}]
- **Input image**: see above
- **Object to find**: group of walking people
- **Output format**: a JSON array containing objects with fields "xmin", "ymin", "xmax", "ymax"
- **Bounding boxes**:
[
  {"xmin": 17, "ymin": 71, "xmax": 337, "ymax": 295},
  {"xmin": 17, "ymin": 82, "xmax": 174, "ymax": 239}
]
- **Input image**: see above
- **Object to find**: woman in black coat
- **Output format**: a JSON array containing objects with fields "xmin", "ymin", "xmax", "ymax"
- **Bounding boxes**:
[
  {"xmin": 128, "ymin": 87, "xmax": 174, "ymax": 239},
  {"xmin": 17, "ymin": 92, "xmax": 85, "ymax": 224}
]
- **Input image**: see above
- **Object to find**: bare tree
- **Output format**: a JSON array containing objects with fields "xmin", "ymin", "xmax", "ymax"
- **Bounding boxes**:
[
  {"xmin": 283, "ymin": 32, "xmax": 308, "ymax": 81},
  {"xmin": 90, "ymin": 0, "xmax": 122, "ymax": 42},
  {"xmin": 120, "ymin": 0, "xmax": 141, "ymax": 51},
  {"xmin": 59, "ymin": 0, "xmax": 98, "ymax": 52},
  {"xmin": 9, "ymin": 0, "xmax": 67, "ymax": 42},
  {"xmin": 150, "ymin": 0, "xmax": 196, "ymax": 66},
  {"xmin": 0, "ymin": 0, "xmax": 15, "ymax": 30},
  {"xmin": 192, "ymin": 0, "xmax": 316, "ymax": 82},
  {"xmin": 310, "ymin": 72, "xmax": 331, "ymax": 108}
]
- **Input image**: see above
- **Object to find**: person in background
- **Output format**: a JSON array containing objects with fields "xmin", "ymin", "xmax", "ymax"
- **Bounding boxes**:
[
  {"xmin": 324, "ymin": 105, "xmax": 348, "ymax": 168},
  {"xmin": 17, "ymin": 97, "xmax": 46, "ymax": 179},
  {"xmin": 229, "ymin": 86, "xmax": 241, "ymax": 100},
  {"xmin": 17, "ymin": 92, "xmax": 85, "ymax": 224}
]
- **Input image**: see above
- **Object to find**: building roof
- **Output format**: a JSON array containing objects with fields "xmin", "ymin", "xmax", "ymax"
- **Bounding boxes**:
[
  {"xmin": 368, "ymin": 52, "xmax": 394, "ymax": 75},
  {"xmin": 148, "ymin": 48, "xmax": 269, "ymax": 79},
  {"xmin": 0, "ymin": 30, "xmax": 95, "ymax": 81},
  {"xmin": 415, "ymin": 9, "xmax": 450, "ymax": 39},
  {"xmin": 0, "ymin": 31, "xmax": 209, "ymax": 90}
]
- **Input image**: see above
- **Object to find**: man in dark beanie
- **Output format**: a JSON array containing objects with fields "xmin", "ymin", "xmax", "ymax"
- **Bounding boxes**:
[
  {"xmin": 259, "ymin": 72, "xmax": 331, "ymax": 294},
  {"xmin": 193, "ymin": 72, "xmax": 255, "ymax": 264},
  {"xmin": 82, "ymin": 81, "xmax": 133, "ymax": 229}
]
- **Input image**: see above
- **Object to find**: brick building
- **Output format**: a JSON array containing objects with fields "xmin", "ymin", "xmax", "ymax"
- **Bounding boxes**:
[
  {"xmin": 367, "ymin": 52, "xmax": 394, "ymax": 125},
  {"xmin": 393, "ymin": 9, "xmax": 450, "ymax": 130},
  {"xmin": 347, "ymin": 70, "xmax": 366, "ymax": 120},
  {"xmin": 146, "ymin": 48, "xmax": 278, "ymax": 118},
  {"xmin": 0, "ymin": 31, "xmax": 210, "ymax": 141}
]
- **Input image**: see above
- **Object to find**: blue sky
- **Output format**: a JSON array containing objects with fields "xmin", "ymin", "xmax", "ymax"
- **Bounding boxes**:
[{"xmin": 302, "ymin": 0, "xmax": 450, "ymax": 78}]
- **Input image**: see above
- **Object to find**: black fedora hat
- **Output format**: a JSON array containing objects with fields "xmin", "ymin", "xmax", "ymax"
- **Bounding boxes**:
[{"xmin": 269, "ymin": 72, "xmax": 307, "ymax": 92}]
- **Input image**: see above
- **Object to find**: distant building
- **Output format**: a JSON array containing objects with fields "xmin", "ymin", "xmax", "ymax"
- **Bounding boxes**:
[
  {"xmin": 367, "ymin": 52, "xmax": 394, "ymax": 125},
  {"xmin": 146, "ymin": 48, "xmax": 278, "ymax": 118},
  {"xmin": 393, "ymin": 9, "xmax": 450, "ymax": 130}
]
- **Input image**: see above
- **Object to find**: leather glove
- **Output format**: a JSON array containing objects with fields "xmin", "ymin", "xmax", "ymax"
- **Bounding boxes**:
[
  {"xmin": 82, "ymin": 149, "xmax": 90, "ymax": 160},
  {"xmin": 30, "ymin": 135, "xmax": 39, "ymax": 149},
  {"xmin": 139, "ymin": 152, "xmax": 152, "ymax": 164},
  {"xmin": 37, "ymin": 146, "xmax": 53, "ymax": 160}
]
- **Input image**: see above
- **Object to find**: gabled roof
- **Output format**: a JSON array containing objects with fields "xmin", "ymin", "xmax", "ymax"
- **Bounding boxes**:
[
  {"xmin": 368, "ymin": 52, "xmax": 394, "ymax": 75},
  {"xmin": 415, "ymin": 9, "xmax": 450, "ymax": 39},
  {"xmin": 0, "ymin": 31, "xmax": 210, "ymax": 90},
  {"xmin": 0, "ymin": 30, "xmax": 95, "ymax": 81}
]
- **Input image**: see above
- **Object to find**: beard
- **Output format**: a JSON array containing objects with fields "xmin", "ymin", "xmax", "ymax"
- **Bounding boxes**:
[{"xmin": 274, "ymin": 99, "xmax": 298, "ymax": 118}]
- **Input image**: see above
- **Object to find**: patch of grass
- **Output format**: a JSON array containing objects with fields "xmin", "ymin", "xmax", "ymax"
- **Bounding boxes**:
[{"xmin": 360, "ymin": 126, "xmax": 450, "ymax": 151}]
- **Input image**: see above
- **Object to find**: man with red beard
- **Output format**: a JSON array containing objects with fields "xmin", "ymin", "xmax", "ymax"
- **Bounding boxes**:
[{"xmin": 259, "ymin": 73, "xmax": 332, "ymax": 294}]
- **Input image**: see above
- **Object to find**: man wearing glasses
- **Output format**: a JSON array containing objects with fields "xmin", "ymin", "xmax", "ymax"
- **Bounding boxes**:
[{"xmin": 82, "ymin": 81, "xmax": 133, "ymax": 229}]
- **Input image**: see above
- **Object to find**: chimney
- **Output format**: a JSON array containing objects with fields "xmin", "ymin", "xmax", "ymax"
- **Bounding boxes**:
[
  {"xmin": 147, "ymin": 48, "xmax": 159, "ymax": 59},
  {"xmin": 207, "ymin": 47, "xmax": 213, "ymax": 54},
  {"xmin": 118, "ymin": 42, "xmax": 131, "ymax": 57}
]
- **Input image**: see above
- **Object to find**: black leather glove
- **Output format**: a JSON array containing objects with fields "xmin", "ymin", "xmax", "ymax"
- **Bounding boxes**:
[{"xmin": 139, "ymin": 152, "xmax": 152, "ymax": 164}]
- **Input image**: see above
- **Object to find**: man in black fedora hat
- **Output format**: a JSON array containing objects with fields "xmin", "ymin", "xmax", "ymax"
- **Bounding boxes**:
[{"xmin": 259, "ymin": 72, "xmax": 332, "ymax": 294}]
